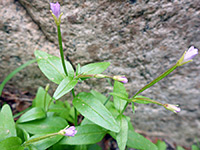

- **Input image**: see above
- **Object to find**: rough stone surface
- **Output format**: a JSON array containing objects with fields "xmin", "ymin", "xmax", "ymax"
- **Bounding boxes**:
[{"xmin": 0, "ymin": 0, "xmax": 200, "ymax": 147}]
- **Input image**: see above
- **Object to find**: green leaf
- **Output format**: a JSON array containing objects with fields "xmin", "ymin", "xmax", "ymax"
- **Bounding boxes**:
[
  {"xmin": 32, "ymin": 87, "xmax": 52, "ymax": 111},
  {"xmin": 16, "ymin": 127, "xmax": 30, "ymax": 142},
  {"xmin": 48, "ymin": 101, "xmax": 71, "ymax": 121},
  {"xmin": 127, "ymin": 130, "xmax": 158, "ymax": 150},
  {"xmin": 0, "ymin": 59, "xmax": 36, "ymax": 96},
  {"xmin": 76, "ymin": 64, "xmax": 81, "ymax": 76},
  {"xmin": 113, "ymin": 81, "xmax": 128, "ymax": 113},
  {"xmin": 34, "ymin": 50, "xmax": 74, "ymax": 84},
  {"xmin": 59, "ymin": 124, "xmax": 107, "ymax": 145},
  {"xmin": 73, "ymin": 92, "xmax": 120, "ymax": 132},
  {"xmin": 192, "ymin": 145, "xmax": 199, "ymax": 150},
  {"xmin": 90, "ymin": 90, "xmax": 107, "ymax": 104},
  {"xmin": 109, "ymin": 92, "xmax": 130, "ymax": 102},
  {"xmin": 116, "ymin": 115, "xmax": 128, "ymax": 150},
  {"xmin": 53, "ymin": 77, "xmax": 78, "ymax": 100},
  {"xmin": 156, "ymin": 140, "xmax": 167, "ymax": 150},
  {"xmin": 17, "ymin": 116, "xmax": 68, "ymax": 134},
  {"xmin": 0, "ymin": 137, "xmax": 23, "ymax": 150},
  {"xmin": 131, "ymin": 102, "xmax": 135, "ymax": 115},
  {"xmin": 80, "ymin": 62, "xmax": 110, "ymax": 75},
  {"xmin": 88, "ymin": 144, "xmax": 102, "ymax": 150},
  {"xmin": 177, "ymin": 146, "xmax": 185, "ymax": 150},
  {"xmin": 0, "ymin": 104, "xmax": 16, "ymax": 141},
  {"xmin": 29, "ymin": 134, "xmax": 63, "ymax": 150},
  {"xmin": 90, "ymin": 91, "xmax": 119, "ymax": 118},
  {"xmin": 17, "ymin": 107, "xmax": 46, "ymax": 123}
]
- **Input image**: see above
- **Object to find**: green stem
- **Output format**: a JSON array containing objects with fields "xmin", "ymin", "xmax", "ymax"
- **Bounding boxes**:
[
  {"xmin": 44, "ymin": 84, "xmax": 49, "ymax": 112},
  {"xmin": 22, "ymin": 132, "xmax": 58, "ymax": 147},
  {"xmin": 76, "ymin": 74, "xmax": 112, "ymax": 79},
  {"xmin": 132, "ymin": 64, "xmax": 177, "ymax": 98},
  {"xmin": 103, "ymin": 95, "xmax": 111, "ymax": 105},
  {"xmin": 120, "ymin": 102, "xmax": 129, "ymax": 115},
  {"xmin": 57, "ymin": 25, "xmax": 68, "ymax": 76},
  {"xmin": 47, "ymin": 97, "xmax": 54, "ymax": 111},
  {"xmin": 72, "ymin": 89, "xmax": 77, "ymax": 126}
]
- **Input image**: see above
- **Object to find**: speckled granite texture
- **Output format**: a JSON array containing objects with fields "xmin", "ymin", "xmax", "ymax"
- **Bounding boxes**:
[{"xmin": 0, "ymin": 0, "xmax": 199, "ymax": 147}]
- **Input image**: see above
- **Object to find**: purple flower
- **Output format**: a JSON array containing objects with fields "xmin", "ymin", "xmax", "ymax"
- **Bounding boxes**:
[
  {"xmin": 164, "ymin": 104, "xmax": 181, "ymax": 113},
  {"xmin": 50, "ymin": 2, "xmax": 60, "ymax": 18},
  {"xmin": 177, "ymin": 46, "xmax": 198, "ymax": 66},
  {"xmin": 63, "ymin": 126, "xmax": 77, "ymax": 137},
  {"xmin": 113, "ymin": 76, "xmax": 128, "ymax": 83},
  {"xmin": 183, "ymin": 46, "xmax": 198, "ymax": 63}
]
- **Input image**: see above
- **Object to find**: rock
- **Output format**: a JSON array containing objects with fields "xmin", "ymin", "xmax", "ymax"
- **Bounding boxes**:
[{"xmin": 0, "ymin": 0, "xmax": 199, "ymax": 147}]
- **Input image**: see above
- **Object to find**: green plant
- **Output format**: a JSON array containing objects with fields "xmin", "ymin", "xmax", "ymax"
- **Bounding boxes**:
[{"xmin": 0, "ymin": 2, "xmax": 199, "ymax": 150}]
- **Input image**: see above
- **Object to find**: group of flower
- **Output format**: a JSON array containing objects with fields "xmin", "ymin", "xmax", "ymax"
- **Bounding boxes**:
[{"xmin": 50, "ymin": 2, "xmax": 198, "ymax": 137}]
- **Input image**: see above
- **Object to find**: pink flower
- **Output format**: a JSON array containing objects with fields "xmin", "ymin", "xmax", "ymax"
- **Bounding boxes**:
[
  {"xmin": 59, "ymin": 126, "xmax": 77, "ymax": 137},
  {"xmin": 183, "ymin": 46, "xmax": 198, "ymax": 63},
  {"xmin": 177, "ymin": 46, "xmax": 198, "ymax": 66},
  {"xmin": 50, "ymin": 2, "xmax": 60, "ymax": 18},
  {"xmin": 64, "ymin": 126, "xmax": 77, "ymax": 137},
  {"xmin": 164, "ymin": 104, "xmax": 181, "ymax": 113},
  {"xmin": 113, "ymin": 76, "xmax": 128, "ymax": 83}
]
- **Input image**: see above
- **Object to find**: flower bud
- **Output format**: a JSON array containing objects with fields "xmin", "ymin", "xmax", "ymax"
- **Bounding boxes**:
[
  {"xmin": 177, "ymin": 46, "xmax": 198, "ymax": 66},
  {"xmin": 58, "ymin": 126, "xmax": 77, "ymax": 137},
  {"xmin": 50, "ymin": 2, "xmax": 60, "ymax": 19},
  {"xmin": 50, "ymin": 2, "xmax": 63, "ymax": 26},
  {"xmin": 113, "ymin": 75, "xmax": 128, "ymax": 83},
  {"xmin": 164, "ymin": 104, "xmax": 181, "ymax": 113}
]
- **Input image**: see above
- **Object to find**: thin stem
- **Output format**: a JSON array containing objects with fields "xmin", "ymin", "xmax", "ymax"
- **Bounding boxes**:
[
  {"xmin": 57, "ymin": 25, "xmax": 68, "ymax": 76},
  {"xmin": 44, "ymin": 84, "xmax": 49, "ymax": 112},
  {"xmin": 120, "ymin": 102, "xmax": 129, "ymax": 115},
  {"xmin": 132, "ymin": 64, "xmax": 177, "ymax": 98},
  {"xmin": 22, "ymin": 132, "xmax": 58, "ymax": 147},
  {"xmin": 47, "ymin": 97, "xmax": 53, "ymax": 111},
  {"xmin": 72, "ymin": 89, "xmax": 77, "ymax": 126},
  {"xmin": 103, "ymin": 95, "xmax": 111, "ymax": 105}
]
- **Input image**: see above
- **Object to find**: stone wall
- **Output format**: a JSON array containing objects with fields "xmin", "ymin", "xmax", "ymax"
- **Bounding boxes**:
[{"xmin": 0, "ymin": 0, "xmax": 199, "ymax": 147}]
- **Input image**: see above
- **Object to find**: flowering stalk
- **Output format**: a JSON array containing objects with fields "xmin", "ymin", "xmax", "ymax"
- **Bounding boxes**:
[
  {"xmin": 22, "ymin": 132, "xmax": 59, "ymax": 147},
  {"xmin": 57, "ymin": 25, "xmax": 68, "ymax": 76},
  {"xmin": 76, "ymin": 74, "xmax": 128, "ymax": 84},
  {"xmin": 50, "ymin": 2, "xmax": 68, "ymax": 76},
  {"xmin": 22, "ymin": 126, "xmax": 77, "ymax": 147},
  {"xmin": 132, "ymin": 65, "xmax": 177, "ymax": 98},
  {"xmin": 176, "ymin": 46, "xmax": 198, "ymax": 66}
]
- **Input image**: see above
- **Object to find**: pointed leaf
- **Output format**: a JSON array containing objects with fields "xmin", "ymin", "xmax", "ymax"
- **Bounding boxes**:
[
  {"xmin": 0, "ymin": 104, "xmax": 16, "ymax": 141},
  {"xmin": 113, "ymin": 81, "xmax": 128, "ymax": 113},
  {"xmin": 32, "ymin": 87, "xmax": 52, "ymax": 111},
  {"xmin": 17, "ymin": 116, "xmax": 68, "ymax": 134},
  {"xmin": 30, "ymin": 134, "xmax": 63, "ymax": 150},
  {"xmin": 127, "ymin": 130, "xmax": 158, "ymax": 150},
  {"xmin": 53, "ymin": 77, "xmax": 78, "ymax": 100},
  {"xmin": 116, "ymin": 115, "xmax": 128, "ymax": 150},
  {"xmin": 81, "ymin": 62, "xmax": 110, "ymax": 75},
  {"xmin": 155, "ymin": 140, "xmax": 167, "ymax": 150},
  {"xmin": 35, "ymin": 50, "xmax": 74, "ymax": 84},
  {"xmin": 0, "ymin": 137, "xmax": 23, "ymax": 150},
  {"xmin": 73, "ymin": 92, "xmax": 120, "ymax": 132},
  {"xmin": 90, "ymin": 90, "xmax": 107, "ymax": 104},
  {"xmin": 59, "ymin": 124, "xmax": 107, "ymax": 145},
  {"xmin": 17, "ymin": 107, "xmax": 46, "ymax": 123}
]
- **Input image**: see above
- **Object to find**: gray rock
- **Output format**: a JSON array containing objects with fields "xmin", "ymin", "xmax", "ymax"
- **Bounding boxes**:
[{"xmin": 0, "ymin": 0, "xmax": 199, "ymax": 147}]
